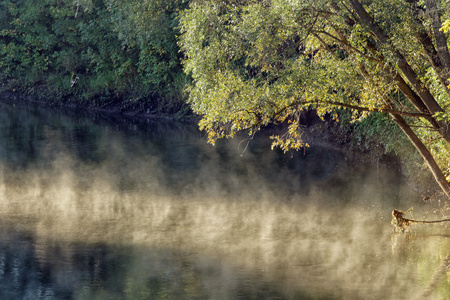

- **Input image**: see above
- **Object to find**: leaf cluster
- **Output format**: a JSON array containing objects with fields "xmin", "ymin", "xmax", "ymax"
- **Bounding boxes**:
[
  {"xmin": 179, "ymin": 0, "xmax": 450, "ymax": 186},
  {"xmin": 0, "ymin": 0, "xmax": 189, "ymax": 112},
  {"xmin": 180, "ymin": 0, "xmax": 395, "ymax": 145}
]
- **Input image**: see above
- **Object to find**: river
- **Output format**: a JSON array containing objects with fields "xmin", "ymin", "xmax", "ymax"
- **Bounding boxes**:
[{"xmin": 0, "ymin": 101, "xmax": 448, "ymax": 299}]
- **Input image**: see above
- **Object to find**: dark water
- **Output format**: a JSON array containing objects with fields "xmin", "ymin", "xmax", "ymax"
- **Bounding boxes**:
[{"xmin": 0, "ymin": 101, "xmax": 448, "ymax": 299}]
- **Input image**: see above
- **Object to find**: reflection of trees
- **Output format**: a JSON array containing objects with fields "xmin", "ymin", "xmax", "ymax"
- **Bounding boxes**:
[
  {"xmin": 421, "ymin": 254, "xmax": 450, "ymax": 299},
  {"xmin": 0, "ymin": 228, "xmax": 288, "ymax": 299},
  {"xmin": 392, "ymin": 232, "xmax": 450, "ymax": 299},
  {"xmin": 1, "ymin": 101, "xmax": 447, "ymax": 299},
  {"xmin": 0, "ymin": 101, "xmax": 404, "ymax": 200},
  {"xmin": 2, "ymin": 214, "xmax": 448, "ymax": 299},
  {"xmin": 0, "ymin": 102, "xmax": 197, "ymax": 168}
]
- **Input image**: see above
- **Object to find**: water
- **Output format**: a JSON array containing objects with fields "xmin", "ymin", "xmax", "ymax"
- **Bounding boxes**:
[{"xmin": 0, "ymin": 101, "xmax": 448, "ymax": 299}]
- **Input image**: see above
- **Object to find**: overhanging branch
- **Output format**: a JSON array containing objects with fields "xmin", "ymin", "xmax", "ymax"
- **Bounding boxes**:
[
  {"xmin": 312, "ymin": 29, "xmax": 382, "ymax": 63},
  {"xmin": 279, "ymin": 100, "xmax": 432, "ymax": 118}
]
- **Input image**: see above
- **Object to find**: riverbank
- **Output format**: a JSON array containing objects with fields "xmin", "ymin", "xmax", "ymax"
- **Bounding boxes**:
[
  {"xmin": 0, "ymin": 86, "xmax": 441, "ymax": 202},
  {"xmin": 0, "ymin": 83, "xmax": 192, "ymax": 121}
]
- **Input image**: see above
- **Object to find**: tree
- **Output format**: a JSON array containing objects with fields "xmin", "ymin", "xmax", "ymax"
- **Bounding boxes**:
[
  {"xmin": 179, "ymin": 0, "xmax": 450, "ymax": 198},
  {"xmin": 104, "ymin": 0, "xmax": 189, "ymax": 104},
  {"xmin": 0, "ymin": 0, "xmax": 188, "ymax": 112}
]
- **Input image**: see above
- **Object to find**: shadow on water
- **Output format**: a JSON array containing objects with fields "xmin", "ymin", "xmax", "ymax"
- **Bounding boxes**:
[
  {"xmin": 0, "ymin": 101, "xmax": 448, "ymax": 299},
  {"xmin": 0, "ymin": 226, "xmax": 300, "ymax": 299}
]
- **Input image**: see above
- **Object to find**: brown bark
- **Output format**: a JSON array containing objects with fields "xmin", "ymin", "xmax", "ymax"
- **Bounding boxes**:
[
  {"xmin": 332, "ymin": 17, "xmax": 443, "ymax": 133},
  {"xmin": 409, "ymin": 3, "xmax": 450, "ymax": 97},
  {"xmin": 390, "ymin": 73, "xmax": 450, "ymax": 142},
  {"xmin": 325, "ymin": 36, "xmax": 450, "ymax": 198},
  {"xmin": 359, "ymin": 60, "xmax": 450, "ymax": 198},
  {"xmin": 424, "ymin": 0, "xmax": 450, "ymax": 75},
  {"xmin": 348, "ymin": 0, "xmax": 439, "ymax": 111},
  {"xmin": 322, "ymin": 1, "xmax": 450, "ymax": 197},
  {"xmin": 347, "ymin": 0, "xmax": 450, "ymax": 143},
  {"xmin": 391, "ymin": 113, "xmax": 450, "ymax": 198}
]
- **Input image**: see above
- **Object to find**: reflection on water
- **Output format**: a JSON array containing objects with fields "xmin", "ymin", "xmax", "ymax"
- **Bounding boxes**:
[{"xmin": 0, "ymin": 101, "xmax": 448, "ymax": 299}]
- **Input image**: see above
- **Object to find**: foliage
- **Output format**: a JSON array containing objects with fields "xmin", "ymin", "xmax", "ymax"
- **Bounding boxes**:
[
  {"xmin": 0, "ymin": 0, "xmax": 189, "ymax": 113},
  {"xmin": 178, "ymin": 0, "xmax": 450, "ymax": 194},
  {"xmin": 2, "ymin": 0, "xmax": 450, "ymax": 192}
]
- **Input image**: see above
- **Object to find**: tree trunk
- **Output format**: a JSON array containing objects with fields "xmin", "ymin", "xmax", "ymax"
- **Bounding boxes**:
[
  {"xmin": 357, "ymin": 59, "xmax": 450, "ymax": 198},
  {"xmin": 424, "ymin": 0, "xmax": 450, "ymax": 76},
  {"xmin": 409, "ymin": 2, "xmax": 450, "ymax": 98},
  {"xmin": 318, "ymin": 1, "xmax": 450, "ymax": 197},
  {"xmin": 390, "ymin": 113, "xmax": 450, "ymax": 198},
  {"xmin": 348, "ymin": 0, "xmax": 450, "ymax": 144}
]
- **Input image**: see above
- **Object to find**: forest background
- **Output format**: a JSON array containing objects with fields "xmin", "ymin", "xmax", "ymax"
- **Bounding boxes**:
[{"xmin": 1, "ymin": 0, "xmax": 450, "ymax": 199}]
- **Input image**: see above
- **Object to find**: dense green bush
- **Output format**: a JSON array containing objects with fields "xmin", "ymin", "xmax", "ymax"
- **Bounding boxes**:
[{"xmin": 0, "ymin": 0, "xmax": 189, "ymax": 113}]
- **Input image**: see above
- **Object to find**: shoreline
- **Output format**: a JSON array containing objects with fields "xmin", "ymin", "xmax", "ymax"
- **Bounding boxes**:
[
  {"xmin": 0, "ymin": 86, "xmax": 194, "ymax": 122},
  {"xmin": 0, "ymin": 87, "xmax": 440, "ymax": 200}
]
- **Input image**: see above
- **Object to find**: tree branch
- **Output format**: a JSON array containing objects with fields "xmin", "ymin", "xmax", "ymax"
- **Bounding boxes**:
[
  {"xmin": 348, "ymin": 0, "xmax": 450, "ymax": 143},
  {"xmin": 424, "ymin": 0, "xmax": 450, "ymax": 75},
  {"xmin": 348, "ymin": 0, "xmax": 442, "ymax": 112},
  {"xmin": 406, "ymin": 0, "xmax": 450, "ymax": 98},
  {"xmin": 270, "ymin": 98, "xmax": 431, "ymax": 120},
  {"xmin": 311, "ymin": 29, "xmax": 382, "ymax": 63},
  {"xmin": 301, "ymin": 100, "xmax": 432, "ymax": 118}
]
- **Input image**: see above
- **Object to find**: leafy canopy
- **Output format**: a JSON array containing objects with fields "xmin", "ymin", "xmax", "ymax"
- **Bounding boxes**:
[{"xmin": 179, "ymin": 0, "xmax": 416, "ymax": 150}]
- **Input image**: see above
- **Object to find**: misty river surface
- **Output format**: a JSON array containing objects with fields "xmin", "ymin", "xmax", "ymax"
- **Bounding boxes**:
[{"xmin": 0, "ymin": 101, "xmax": 449, "ymax": 300}]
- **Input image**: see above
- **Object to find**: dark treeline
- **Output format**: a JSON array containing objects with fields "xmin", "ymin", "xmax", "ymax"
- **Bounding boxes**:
[{"xmin": 0, "ymin": 0, "xmax": 188, "ymax": 114}]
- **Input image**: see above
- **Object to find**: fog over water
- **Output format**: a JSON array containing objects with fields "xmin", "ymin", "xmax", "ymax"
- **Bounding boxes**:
[{"xmin": 0, "ymin": 102, "xmax": 448, "ymax": 299}]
